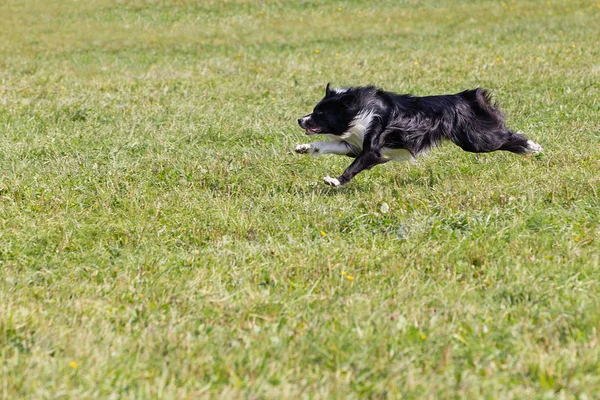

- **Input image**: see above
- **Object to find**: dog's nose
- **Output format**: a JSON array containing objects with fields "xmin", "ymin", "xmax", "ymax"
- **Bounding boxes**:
[{"xmin": 297, "ymin": 118, "xmax": 302, "ymax": 125}]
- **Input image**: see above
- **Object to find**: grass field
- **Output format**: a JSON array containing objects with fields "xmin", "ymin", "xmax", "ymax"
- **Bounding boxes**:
[{"xmin": 1, "ymin": 0, "xmax": 600, "ymax": 398}]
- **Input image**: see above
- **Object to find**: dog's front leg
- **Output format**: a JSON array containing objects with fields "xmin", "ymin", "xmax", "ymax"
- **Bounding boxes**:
[
  {"xmin": 295, "ymin": 141, "xmax": 354, "ymax": 156},
  {"xmin": 323, "ymin": 150, "xmax": 386, "ymax": 186}
]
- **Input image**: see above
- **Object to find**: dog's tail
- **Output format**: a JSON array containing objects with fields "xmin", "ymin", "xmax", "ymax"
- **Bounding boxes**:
[
  {"xmin": 445, "ymin": 88, "xmax": 542, "ymax": 154},
  {"xmin": 472, "ymin": 89, "xmax": 543, "ymax": 154},
  {"xmin": 473, "ymin": 88, "xmax": 504, "ymax": 125},
  {"xmin": 499, "ymin": 133, "xmax": 543, "ymax": 154}
]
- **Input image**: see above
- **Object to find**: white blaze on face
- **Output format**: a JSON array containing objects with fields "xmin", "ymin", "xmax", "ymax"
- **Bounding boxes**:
[{"xmin": 299, "ymin": 115, "xmax": 311, "ymax": 126}]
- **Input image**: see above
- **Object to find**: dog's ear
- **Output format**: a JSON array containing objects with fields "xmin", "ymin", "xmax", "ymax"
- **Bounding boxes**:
[
  {"xmin": 339, "ymin": 92, "xmax": 356, "ymax": 106},
  {"xmin": 325, "ymin": 82, "xmax": 333, "ymax": 97}
]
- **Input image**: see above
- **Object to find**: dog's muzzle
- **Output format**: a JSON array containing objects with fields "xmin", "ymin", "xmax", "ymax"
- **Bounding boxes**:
[{"xmin": 298, "ymin": 115, "xmax": 322, "ymax": 135}]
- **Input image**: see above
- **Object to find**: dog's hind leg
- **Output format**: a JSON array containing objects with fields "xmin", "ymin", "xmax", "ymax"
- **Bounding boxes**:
[
  {"xmin": 324, "ymin": 150, "xmax": 387, "ymax": 186},
  {"xmin": 499, "ymin": 131, "xmax": 543, "ymax": 154}
]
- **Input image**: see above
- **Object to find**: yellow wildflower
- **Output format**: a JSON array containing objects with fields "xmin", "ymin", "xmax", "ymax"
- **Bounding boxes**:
[{"xmin": 69, "ymin": 362, "xmax": 78, "ymax": 369}]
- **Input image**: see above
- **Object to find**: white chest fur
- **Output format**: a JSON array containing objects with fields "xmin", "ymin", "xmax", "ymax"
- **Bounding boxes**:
[
  {"xmin": 328, "ymin": 110, "xmax": 375, "ymax": 151},
  {"xmin": 324, "ymin": 110, "xmax": 414, "ymax": 162}
]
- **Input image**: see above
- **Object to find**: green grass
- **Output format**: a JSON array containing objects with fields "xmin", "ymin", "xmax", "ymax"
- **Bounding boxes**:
[{"xmin": 1, "ymin": 0, "xmax": 600, "ymax": 398}]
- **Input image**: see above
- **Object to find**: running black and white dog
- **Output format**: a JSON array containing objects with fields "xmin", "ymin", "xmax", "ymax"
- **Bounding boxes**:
[{"xmin": 296, "ymin": 84, "xmax": 542, "ymax": 186}]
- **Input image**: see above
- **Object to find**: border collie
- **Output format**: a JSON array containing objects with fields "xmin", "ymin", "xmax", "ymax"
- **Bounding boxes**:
[{"xmin": 295, "ymin": 84, "xmax": 542, "ymax": 186}]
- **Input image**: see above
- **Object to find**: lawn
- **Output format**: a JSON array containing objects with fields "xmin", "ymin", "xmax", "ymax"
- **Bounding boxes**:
[{"xmin": 1, "ymin": 0, "xmax": 599, "ymax": 398}]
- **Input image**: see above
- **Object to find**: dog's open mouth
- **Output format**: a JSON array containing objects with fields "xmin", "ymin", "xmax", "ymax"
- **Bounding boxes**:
[{"xmin": 305, "ymin": 126, "xmax": 322, "ymax": 135}]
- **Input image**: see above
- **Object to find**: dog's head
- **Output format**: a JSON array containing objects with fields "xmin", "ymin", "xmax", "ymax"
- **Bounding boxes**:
[{"xmin": 298, "ymin": 83, "xmax": 357, "ymax": 136}]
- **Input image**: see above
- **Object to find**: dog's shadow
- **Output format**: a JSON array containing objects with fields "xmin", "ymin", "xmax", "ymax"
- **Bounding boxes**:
[
  {"xmin": 291, "ymin": 182, "xmax": 356, "ymax": 197},
  {"xmin": 300, "ymin": 178, "xmax": 416, "ymax": 197},
  {"xmin": 299, "ymin": 167, "xmax": 446, "ymax": 196}
]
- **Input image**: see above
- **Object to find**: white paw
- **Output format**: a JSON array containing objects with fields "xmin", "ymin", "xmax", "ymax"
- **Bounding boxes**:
[
  {"xmin": 295, "ymin": 144, "xmax": 312, "ymax": 154},
  {"xmin": 323, "ymin": 176, "xmax": 341, "ymax": 187},
  {"xmin": 526, "ymin": 140, "xmax": 543, "ymax": 154}
]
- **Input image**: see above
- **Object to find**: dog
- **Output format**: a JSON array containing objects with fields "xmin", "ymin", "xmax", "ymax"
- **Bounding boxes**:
[{"xmin": 295, "ymin": 84, "xmax": 542, "ymax": 186}]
